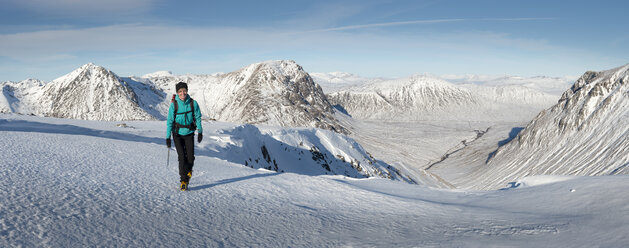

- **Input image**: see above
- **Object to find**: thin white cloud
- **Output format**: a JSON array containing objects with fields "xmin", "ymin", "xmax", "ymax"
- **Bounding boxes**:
[
  {"xmin": 293, "ymin": 17, "xmax": 554, "ymax": 34},
  {"xmin": 479, "ymin": 17, "xmax": 555, "ymax": 21},
  {"xmin": 296, "ymin": 19, "xmax": 466, "ymax": 33}
]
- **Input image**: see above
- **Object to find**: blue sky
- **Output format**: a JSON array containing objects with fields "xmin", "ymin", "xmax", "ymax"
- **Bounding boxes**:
[{"xmin": 1, "ymin": 0, "xmax": 627, "ymax": 81}]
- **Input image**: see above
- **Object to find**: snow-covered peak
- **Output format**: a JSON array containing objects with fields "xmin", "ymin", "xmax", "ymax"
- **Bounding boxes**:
[
  {"xmin": 37, "ymin": 63, "xmax": 158, "ymax": 121},
  {"xmin": 207, "ymin": 60, "xmax": 347, "ymax": 133},
  {"xmin": 327, "ymin": 74, "xmax": 480, "ymax": 121},
  {"xmin": 51, "ymin": 63, "xmax": 118, "ymax": 85},
  {"xmin": 553, "ymin": 63, "xmax": 629, "ymax": 132},
  {"xmin": 142, "ymin": 70, "xmax": 174, "ymax": 78},
  {"xmin": 339, "ymin": 74, "xmax": 458, "ymax": 94},
  {"xmin": 232, "ymin": 60, "xmax": 306, "ymax": 83},
  {"xmin": 263, "ymin": 60, "xmax": 302, "ymax": 75}
]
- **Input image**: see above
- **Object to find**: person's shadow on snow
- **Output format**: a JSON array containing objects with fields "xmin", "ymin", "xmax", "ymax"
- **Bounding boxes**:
[{"xmin": 188, "ymin": 172, "xmax": 279, "ymax": 191}]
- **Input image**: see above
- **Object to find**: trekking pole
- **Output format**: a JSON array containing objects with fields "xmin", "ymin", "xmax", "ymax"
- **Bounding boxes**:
[{"xmin": 167, "ymin": 147, "xmax": 171, "ymax": 168}]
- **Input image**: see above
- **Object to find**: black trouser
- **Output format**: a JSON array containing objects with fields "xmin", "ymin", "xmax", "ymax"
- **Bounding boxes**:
[{"xmin": 173, "ymin": 133, "xmax": 195, "ymax": 182}]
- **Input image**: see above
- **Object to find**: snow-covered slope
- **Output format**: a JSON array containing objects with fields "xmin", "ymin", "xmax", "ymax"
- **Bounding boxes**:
[
  {"xmin": 446, "ymin": 63, "xmax": 629, "ymax": 190},
  {"xmin": 2, "ymin": 113, "xmax": 628, "ymax": 247},
  {"xmin": 327, "ymin": 74, "xmax": 559, "ymax": 122},
  {"xmin": 0, "ymin": 79, "xmax": 46, "ymax": 114},
  {"xmin": 201, "ymin": 123, "xmax": 411, "ymax": 182}
]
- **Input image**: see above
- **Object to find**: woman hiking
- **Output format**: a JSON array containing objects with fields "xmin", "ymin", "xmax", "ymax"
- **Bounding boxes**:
[{"xmin": 166, "ymin": 82, "xmax": 203, "ymax": 191}]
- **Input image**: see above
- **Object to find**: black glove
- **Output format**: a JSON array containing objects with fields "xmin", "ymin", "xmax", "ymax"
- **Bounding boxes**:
[
  {"xmin": 166, "ymin": 138, "xmax": 171, "ymax": 148},
  {"xmin": 197, "ymin": 133, "xmax": 203, "ymax": 143}
]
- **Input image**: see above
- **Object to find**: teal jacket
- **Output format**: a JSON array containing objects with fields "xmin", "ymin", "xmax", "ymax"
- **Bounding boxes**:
[{"xmin": 166, "ymin": 95, "xmax": 203, "ymax": 139}]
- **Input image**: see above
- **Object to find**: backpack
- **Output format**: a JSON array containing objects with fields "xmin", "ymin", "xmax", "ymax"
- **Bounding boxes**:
[{"xmin": 171, "ymin": 94, "xmax": 196, "ymax": 136}]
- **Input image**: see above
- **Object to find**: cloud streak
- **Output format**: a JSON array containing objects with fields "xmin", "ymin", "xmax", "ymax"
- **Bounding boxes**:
[{"xmin": 294, "ymin": 17, "xmax": 555, "ymax": 34}]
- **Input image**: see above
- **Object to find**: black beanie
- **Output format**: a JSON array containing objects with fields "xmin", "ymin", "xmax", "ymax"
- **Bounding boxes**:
[{"xmin": 176, "ymin": 82, "xmax": 188, "ymax": 92}]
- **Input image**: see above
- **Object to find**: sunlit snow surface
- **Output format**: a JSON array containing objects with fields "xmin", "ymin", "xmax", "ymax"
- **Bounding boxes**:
[{"xmin": 1, "ymin": 114, "xmax": 627, "ymax": 247}]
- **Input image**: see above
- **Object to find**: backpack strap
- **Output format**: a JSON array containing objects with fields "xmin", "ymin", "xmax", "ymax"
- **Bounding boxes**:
[
  {"xmin": 171, "ymin": 94, "xmax": 177, "ymax": 137},
  {"xmin": 190, "ymin": 99, "xmax": 195, "ymax": 123}
]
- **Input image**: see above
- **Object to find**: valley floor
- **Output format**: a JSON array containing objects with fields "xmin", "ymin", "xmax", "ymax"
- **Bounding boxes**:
[
  {"xmin": 1, "ymin": 114, "xmax": 628, "ymax": 247},
  {"xmin": 344, "ymin": 116, "xmax": 527, "ymax": 189}
]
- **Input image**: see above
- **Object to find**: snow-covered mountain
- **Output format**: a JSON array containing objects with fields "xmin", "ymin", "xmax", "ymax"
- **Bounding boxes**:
[
  {"xmin": 447, "ymin": 63, "xmax": 629, "ymax": 190},
  {"xmin": 1, "ymin": 64, "xmax": 164, "ymax": 121},
  {"xmin": 147, "ymin": 60, "xmax": 347, "ymax": 133},
  {"xmin": 327, "ymin": 75, "xmax": 476, "ymax": 120},
  {"xmin": 209, "ymin": 60, "xmax": 345, "ymax": 133},
  {"xmin": 327, "ymin": 74, "xmax": 559, "ymax": 122},
  {"xmin": 41, "ymin": 63, "xmax": 164, "ymax": 120}
]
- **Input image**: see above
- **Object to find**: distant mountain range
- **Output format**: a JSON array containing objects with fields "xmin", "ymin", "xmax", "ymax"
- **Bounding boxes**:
[
  {"xmin": 326, "ymin": 74, "xmax": 560, "ymax": 122},
  {"xmin": 2, "ymin": 60, "xmax": 567, "ymax": 129}
]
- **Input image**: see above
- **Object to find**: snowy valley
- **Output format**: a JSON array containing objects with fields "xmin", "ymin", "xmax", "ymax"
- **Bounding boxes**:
[
  {"xmin": 425, "ymin": 64, "xmax": 629, "ymax": 190},
  {"xmin": 1, "ymin": 60, "xmax": 628, "ymax": 247}
]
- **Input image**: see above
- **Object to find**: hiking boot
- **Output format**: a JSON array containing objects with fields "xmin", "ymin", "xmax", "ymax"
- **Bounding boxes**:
[{"xmin": 180, "ymin": 181, "xmax": 188, "ymax": 191}]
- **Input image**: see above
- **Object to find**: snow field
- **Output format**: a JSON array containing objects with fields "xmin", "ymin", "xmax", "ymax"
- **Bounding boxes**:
[{"xmin": 1, "ymin": 114, "xmax": 629, "ymax": 247}]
